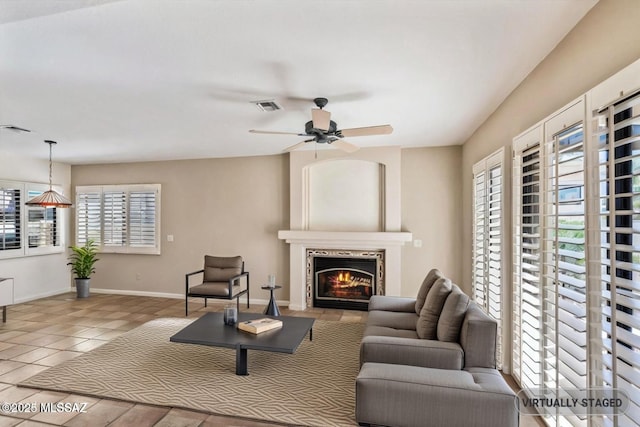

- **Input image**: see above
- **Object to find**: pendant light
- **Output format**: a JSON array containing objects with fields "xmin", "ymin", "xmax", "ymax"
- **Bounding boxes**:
[{"xmin": 25, "ymin": 140, "xmax": 73, "ymax": 208}]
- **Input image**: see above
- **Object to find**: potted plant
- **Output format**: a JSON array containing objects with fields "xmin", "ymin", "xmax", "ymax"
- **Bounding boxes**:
[{"xmin": 67, "ymin": 239, "xmax": 99, "ymax": 298}]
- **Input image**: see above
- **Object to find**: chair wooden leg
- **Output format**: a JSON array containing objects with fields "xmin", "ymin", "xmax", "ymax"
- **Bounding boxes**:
[
  {"xmin": 204, "ymin": 298, "xmax": 207, "ymax": 308},
  {"xmin": 185, "ymin": 295, "xmax": 188, "ymax": 316},
  {"xmin": 236, "ymin": 295, "xmax": 240, "ymax": 312}
]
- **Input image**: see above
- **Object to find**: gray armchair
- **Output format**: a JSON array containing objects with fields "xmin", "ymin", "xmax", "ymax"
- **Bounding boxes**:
[{"xmin": 185, "ymin": 255, "xmax": 250, "ymax": 315}]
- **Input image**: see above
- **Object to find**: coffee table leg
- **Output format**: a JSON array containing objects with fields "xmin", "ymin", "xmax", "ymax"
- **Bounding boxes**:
[
  {"xmin": 236, "ymin": 345, "xmax": 248, "ymax": 375},
  {"xmin": 310, "ymin": 328, "xmax": 313, "ymax": 341}
]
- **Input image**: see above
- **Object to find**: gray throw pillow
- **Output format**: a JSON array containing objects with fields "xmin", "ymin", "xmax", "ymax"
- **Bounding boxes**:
[
  {"xmin": 414, "ymin": 268, "xmax": 444, "ymax": 314},
  {"xmin": 416, "ymin": 277, "xmax": 452, "ymax": 339},
  {"xmin": 437, "ymin": 284, "xmax": 470, "ymax": 342}
]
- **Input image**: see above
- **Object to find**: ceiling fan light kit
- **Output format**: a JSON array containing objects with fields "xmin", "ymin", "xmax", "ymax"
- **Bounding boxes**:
[
  {"xmin": 249, "ymin": 97, "xmax": 393, "ymax": 153},
  {"xmin": 25, "ymin": 140, "xmax": 73, "ymax": 208}
]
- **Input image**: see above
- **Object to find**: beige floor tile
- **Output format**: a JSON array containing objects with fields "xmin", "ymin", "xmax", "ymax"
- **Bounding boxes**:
[
  {"xmin": 0, "ymin": 415, "xmax": 22, "ymax": 426},
  {"xmin": 0, "ymin": 346, "xmax": 38, "ymax": 361},
  {"xmin": 10, "ymin": 348, "xmax": 60, "ymax": 365},
  {"xmin": 108, "ymin": 404, "xmax": 170, "ymax": 427},
  {"xmin": 43, "ymin": 337, "xmax": 87, "ymax": 351},
  {"xmin": 34, "ymin": 351, "xmax": 83, "ymax": 367},
  {"xmin": 29, "ymin": 395, "xmax": 98, "ymax": 425},
  {"xmin": 0, "ymin": 365, "xmax": 49, "ymax": 384},
  {"xmin": 67, "ymin": 339, "xmax": 106, "ymax": 352},
  {"xmin": 0, "ymin": 362, "xmax": 25, "ymax": 376},
  {"xmin": 0, "ymin": 386, "xmax": 39, "ymax": 405},
  {"xmin": 64, "ymin": 399, "xmax": 133, "ymax": 427}
]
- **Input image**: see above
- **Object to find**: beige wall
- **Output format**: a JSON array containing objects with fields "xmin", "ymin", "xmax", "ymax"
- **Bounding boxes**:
[
  {"xmin": 401, "ymin": 146, "xmax": 462, "ymax": 296},
  {"xmin": 71, "ymin": 155, "xmax": 290, "ymax": 303},
  {"xmin": 460, "ymin": 0, "xmax": 640, "ymax": 291},
  {"xmin": 70, "ymin": 145, "xmax": 463, "ymax": 303}
]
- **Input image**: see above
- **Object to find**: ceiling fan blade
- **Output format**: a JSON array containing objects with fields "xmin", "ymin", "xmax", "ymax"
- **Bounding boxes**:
[
  {"xmin": 0, "ymin": 125, "xmax": 31, "ymax": 133},
  {"xmin": 249, "ymin": 130, "xmax": 303, "ymax": 136},
  {"xmin": 311, "ymin": 108, "xmax": 331, "ymax": 131},
  {"xmin": 330, "ymin": 139, "xmax": 360, "ymax": 153},
  {"xmin": 339, "ymin": 125, "xmax": 393, "ymax": 137},
  {"xmin": 283, "ymin": 140, "xmax": 311, "ymax": 152}
]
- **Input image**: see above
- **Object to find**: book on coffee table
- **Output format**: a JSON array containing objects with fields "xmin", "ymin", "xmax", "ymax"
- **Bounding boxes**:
[{"xmin": 237, "ymin": 318, "xmax": 283, "ymax": 334}]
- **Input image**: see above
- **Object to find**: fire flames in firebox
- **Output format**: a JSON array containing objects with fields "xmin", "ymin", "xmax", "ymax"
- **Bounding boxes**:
[{"xmin": 323, "ymin": 270, "xmax": 373, "ymax": 299}]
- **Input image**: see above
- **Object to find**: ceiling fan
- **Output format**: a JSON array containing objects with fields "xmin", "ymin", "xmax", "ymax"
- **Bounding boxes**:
[{"xmin": 249, "ymin": 97, "xmax": 393, "ymax": 153}]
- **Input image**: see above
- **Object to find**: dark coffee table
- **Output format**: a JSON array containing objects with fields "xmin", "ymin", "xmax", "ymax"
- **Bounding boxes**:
[{"xmin": 169, "ymin": 312, "xmax": 314, "ymax": 375}]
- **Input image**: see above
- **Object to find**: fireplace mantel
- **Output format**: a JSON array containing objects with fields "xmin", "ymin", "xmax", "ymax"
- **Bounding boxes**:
[
  {"xmin": 278, "ymin": 230, "xmax": 412, "ymax": 310},
  {"xmin": 278, "ymin": 230, "xmax": 412, "ymax": 247}
]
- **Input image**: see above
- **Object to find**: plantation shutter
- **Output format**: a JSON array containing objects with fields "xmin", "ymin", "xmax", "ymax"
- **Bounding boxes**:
[
  {"xmin": 592, "ymin": 92, "xmax": 640, "ymax": 427},
  {"xmin": 128, "ymin": 189, "xmax": 157, "ymax": 248},
  {"xmin": 25, "ymin": 190, "xmax": 59, "ymax": 249},
  {"xmin": 103, "ymin": 190, "xmax": 127, "ymax": 247},
  {"xmin": 76, "ymin": 190, "xmax": 102, "ymax": 246},
  {"xmin": 472, "ymin": 149, "xmax": 504, "ymax": 369},
  {"xmin": 513, "ymin": 126, "xmax": 543, "ymax": 391},
  {"xmin": 473, "ymin": 169, "xmax": 487, "ymax": 308},
  {"xmin": 542, "ymin": 101, "xmax": 587, "ymax": 426},
  {"xmin": 0, "ymin": 183, "xmax": 21, "ymax": 252},
  {"xmin": 75, "ymin": 184, "xmax": 160, "ymax": 254}
]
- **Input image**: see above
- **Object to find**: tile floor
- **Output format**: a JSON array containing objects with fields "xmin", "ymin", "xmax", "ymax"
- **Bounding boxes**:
[{"xmin": 0, "ymin": 293, "xmax": 543, "ymax": 426}]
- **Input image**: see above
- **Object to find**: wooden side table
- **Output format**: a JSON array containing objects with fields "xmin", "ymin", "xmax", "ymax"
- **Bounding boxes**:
[{"xmin": 261, "ymin": 285, "xmax": 282, "ymax": 316}]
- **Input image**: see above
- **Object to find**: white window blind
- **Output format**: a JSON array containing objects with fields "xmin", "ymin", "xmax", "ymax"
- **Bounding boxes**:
[
  {"xmin": 543, "ymin": 119, "xmax": 588, "ymax": 426},
  {"xmin": 26, "ymin": 189, "xmax": 59, "ymax": 250},
  {"xmin": 473, "ymin": 148, "xmax": 504, "ymax": 369},
  {"xmin": 0, "ymin": 183, "xmax": 21, "ymax": 253},
  {"xmin": 75, "ymin": 184, "xmax": 161, "ymax": 254},
  {"xmin": 592, "ymin": 92, "xmax": 640, "ymax": 427},
  {"xmin": 76, "ymin": 191, "xmax": 101, "ymax": 246},
  {"xmin": 513, "ymin": 129, "xmax": 543, "ymax": 392}
]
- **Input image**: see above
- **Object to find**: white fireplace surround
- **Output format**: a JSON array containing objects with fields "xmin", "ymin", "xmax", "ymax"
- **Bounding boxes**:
[{"xmin": 279, "ymin": 147, "xmax": 412, "ymax": 311}]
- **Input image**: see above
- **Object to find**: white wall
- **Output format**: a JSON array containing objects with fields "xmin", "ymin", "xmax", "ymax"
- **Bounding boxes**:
[{"xmin": 0, "ymin": 149, "xmax": 72, "ymax": 302}]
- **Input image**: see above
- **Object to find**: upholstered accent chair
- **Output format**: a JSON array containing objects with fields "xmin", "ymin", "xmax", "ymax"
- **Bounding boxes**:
[{"xmin": 185, "ymin": 255, "xmax": 250, "ymax": 315}]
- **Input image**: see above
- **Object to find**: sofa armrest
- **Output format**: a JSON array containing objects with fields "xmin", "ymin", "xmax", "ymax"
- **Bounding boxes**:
[
  {"xmin": 460, "ymin": 303, "xmax": 497, "ymax": 369},
  {"xmin": 368, "ymin": 295, "xmax": 416, "ymax": 313},
  {"xmin": 360, "ymin": 335, "xmax": 463, "ymax": 370}
]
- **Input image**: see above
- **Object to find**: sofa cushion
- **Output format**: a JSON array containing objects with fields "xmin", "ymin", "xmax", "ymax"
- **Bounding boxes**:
[
  {"xmin": 414, "ymin": 268, "xmax": 444, "ymax": 314},
  {"xmin": 437, "ymin": 284, "xmax": 470, "ymax": 342},
  {"xmin": 367, "ymin": 310, "xmax": 419, "ymax": 331},
  {"xmin": 363, "ymin": 325, "xmax": 420, "ymax": 340},
  {"xmin": 416, "ymin": 277, "xmax": 452, "ymax": 339}
]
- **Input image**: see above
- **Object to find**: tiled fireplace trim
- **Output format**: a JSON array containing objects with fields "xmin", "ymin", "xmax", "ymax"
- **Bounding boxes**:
[{"xmin": 305, "ymin": 249, "xmax": 385, "ymax": 308}]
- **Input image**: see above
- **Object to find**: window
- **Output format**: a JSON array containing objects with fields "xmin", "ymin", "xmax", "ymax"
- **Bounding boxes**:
[
  {"xmin": 472, "ymin": 148, "xmax": 505, "ymax": 369},
  {"xmin": 592, "ymin": 92, "xmax": 640, "ymax": 427},
  {"xmin": 75, "ymin": 184, "xmax": 161, "ymax": 254},
  {"xmin": 0, "ymin": 180, "xmax": 65, "ymax": 258},
  {"xmin": 0, "ymin": 183, "xmax": 21, "ymax": 253}
]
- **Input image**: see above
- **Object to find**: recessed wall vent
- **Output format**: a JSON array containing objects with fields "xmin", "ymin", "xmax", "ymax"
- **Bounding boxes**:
[{"xmin": 252, "ymin": 100, "xmax": 283, "ymax": 112}]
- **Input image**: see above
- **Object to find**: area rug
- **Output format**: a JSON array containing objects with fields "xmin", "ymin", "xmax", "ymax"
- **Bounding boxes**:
[{"xmin": 19, "ymin": 317, "xmax": 364, "ymax": 427}]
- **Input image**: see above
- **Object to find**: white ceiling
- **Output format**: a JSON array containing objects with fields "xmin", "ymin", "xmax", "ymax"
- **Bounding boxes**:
[{"xmin": 0, "ymin": 0, "xmax": 597, "ymax": 164}]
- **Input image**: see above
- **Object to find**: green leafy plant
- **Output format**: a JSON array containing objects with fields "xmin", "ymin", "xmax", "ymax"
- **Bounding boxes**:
[{"xmin": 67, "ymin": 240, "xmax": 99, "ymax": 279}]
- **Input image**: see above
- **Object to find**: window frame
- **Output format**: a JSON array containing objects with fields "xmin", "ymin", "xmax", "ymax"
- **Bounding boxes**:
[
  {"xmin": 75, "ymin": 184, "xmax": 161, "ymax": 255},
  {"xmin": 0, "ymin": 180, "xmax": 66, "ymax": 259},
  {"xmin": 472, "ymin": 147, "xmax": 506, "ymax": 370}
]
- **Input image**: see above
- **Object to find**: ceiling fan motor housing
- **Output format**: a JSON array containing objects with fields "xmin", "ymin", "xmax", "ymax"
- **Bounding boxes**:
[{"xmin": 306, "ymin": 120, "xmax": 337, "ymax": 136}]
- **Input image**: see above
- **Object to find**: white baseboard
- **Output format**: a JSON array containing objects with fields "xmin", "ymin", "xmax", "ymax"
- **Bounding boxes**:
[
  {"xmin": 90, "ymin": 287, "xmax": 289, "ymax": 307},
  {"xmin": 14, "ymin": 288, "xmax": 72, "ymax": 304}
]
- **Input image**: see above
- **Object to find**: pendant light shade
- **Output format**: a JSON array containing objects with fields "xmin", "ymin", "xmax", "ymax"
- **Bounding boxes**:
[{"xmin": 25, "ymin": 140, "xmax": 73, "ymax": 208}]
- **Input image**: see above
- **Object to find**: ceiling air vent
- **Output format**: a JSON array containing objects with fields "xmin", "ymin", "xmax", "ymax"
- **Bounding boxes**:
[{"xmin": 252, "ymin": 100, "xmax": 283, "ymax": 112}]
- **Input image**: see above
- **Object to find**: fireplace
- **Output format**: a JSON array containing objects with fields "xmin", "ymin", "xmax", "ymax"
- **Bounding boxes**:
[{"xmin": 307, "ymin": 249, "xmax": 384, "ymax": 311}]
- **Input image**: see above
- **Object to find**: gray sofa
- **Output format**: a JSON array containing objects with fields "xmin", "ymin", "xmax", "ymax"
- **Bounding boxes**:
[{"xmin": 356, "ymin": 269, "xmax": 519, "ymax": 427}]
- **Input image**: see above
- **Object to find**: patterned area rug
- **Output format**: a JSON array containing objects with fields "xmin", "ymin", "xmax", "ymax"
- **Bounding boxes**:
[{"xmin": 19, "ymin": 318, "xmax": 364, "ymax": 427}]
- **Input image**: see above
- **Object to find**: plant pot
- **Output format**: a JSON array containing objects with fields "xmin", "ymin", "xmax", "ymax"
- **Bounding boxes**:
[{"xmin": 75, "ymin": 278, "xmax": 90, "ymax": 298}]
